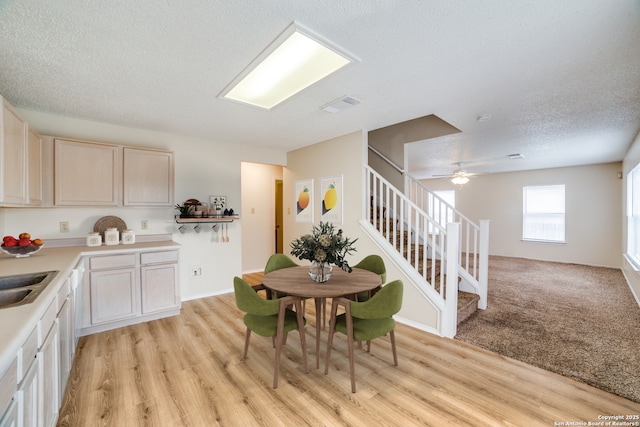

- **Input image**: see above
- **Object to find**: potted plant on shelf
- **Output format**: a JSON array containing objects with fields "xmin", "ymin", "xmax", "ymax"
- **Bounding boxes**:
[{"xmin": 174, "ymin": 204, "xmax": 191, "ymax": 218}]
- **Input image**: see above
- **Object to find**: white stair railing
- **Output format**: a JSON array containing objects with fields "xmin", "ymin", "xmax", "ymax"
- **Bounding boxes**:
[
  {"xmin": 406, "ymin": 175, "xmax": 489, "ymax": 310},
  {"xmin": 366, "ymin": 165, "xmax": 461, "ymax": 336}
]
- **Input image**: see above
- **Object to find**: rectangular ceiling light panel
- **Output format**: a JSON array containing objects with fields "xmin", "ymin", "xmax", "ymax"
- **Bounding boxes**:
[{"xmin": 220, "ymin": 23, "xmax": 355, "ymax": 110}]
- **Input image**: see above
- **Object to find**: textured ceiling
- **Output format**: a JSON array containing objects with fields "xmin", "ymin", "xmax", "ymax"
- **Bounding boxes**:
[{"xmin": 1, "ymin": 0, "xmax": 639, "ymax": 178}]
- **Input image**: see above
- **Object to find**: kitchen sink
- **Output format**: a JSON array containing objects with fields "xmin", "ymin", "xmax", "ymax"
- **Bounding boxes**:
[{"xmin": 0, "ymin": 271, "xmax": 59, "ymax": 309}]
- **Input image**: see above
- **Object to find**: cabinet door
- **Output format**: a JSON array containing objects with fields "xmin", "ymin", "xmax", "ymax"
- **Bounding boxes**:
[
  {"xmin": 141, "ymin": 263, "xmax": 179, "ymax": 314},
  {"xmin": 57, "ymin": 298, "xmax": 71, "ymax": 405},
  {"xmin": 19, "ymin": 358, "xmax": 39, "ymax": 427},
  {"xmin": 0, "ymin": 99, "xmax": 27, "ymax": 204},
  {"xmin": 26, "ymin": 126, "xmax": 43, "ymax": 206},
  {"xmin": 54, "ymin": 139, "xmax": 121, "ymax": 206},
  {"xmin": 90, "ymin": 268, "xmax": 138, "ymax": 324},
  {"xmin": 0, "ymin": 397, "xmax": 18, "ymax": 427},
  {"xmin": 123, "ymin": 147, "xmax": 174, "ymax": 206},
  {"xmin": 39, "ymin": 322, "xmax": 59, "ymax": 427}
]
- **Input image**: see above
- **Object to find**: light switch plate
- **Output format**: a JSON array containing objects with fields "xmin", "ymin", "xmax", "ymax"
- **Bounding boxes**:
[{"xmin": 210, "ymin": 195, "xmax": 226, "ymax": 207}]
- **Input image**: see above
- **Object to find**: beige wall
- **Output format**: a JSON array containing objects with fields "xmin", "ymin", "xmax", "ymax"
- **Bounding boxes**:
[
  {"xmin": 622, "ymin": 132, "xmax": 640, "ymax": 304},
  {"xmin": 241, "ymin": 162, "xmax": 283, "ymax": 272},
  {"xmin": 3, "ymin": 109, "xmax": 286, "ymax": 300},
  {"xmin": 284, "ymin": 131, "xmax": 441, "ymax": 333},
  {"xmin": 421, "ymin": 162, "xmax": 623, "ymax": 268}
]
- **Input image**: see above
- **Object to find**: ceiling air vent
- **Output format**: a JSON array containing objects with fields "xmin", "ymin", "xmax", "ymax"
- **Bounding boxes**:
[{"xmin": 320, "ymin": 96, "xmax": 361, "ymax": 113}]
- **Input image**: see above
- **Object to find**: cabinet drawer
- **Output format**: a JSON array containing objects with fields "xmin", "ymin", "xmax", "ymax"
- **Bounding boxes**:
[
  {"xmin": 20, "ymin": 326, "xmax": 38, "ymax": 381},
  {"xmin": 57, "ymin": 278, "xmax": 70, "ymax": 311},
  {"xmin": 0, "ymin": 358, "xmax": 17, "ymax": 417},
  {"xmin": 141, "ymin": 250, "xmax": 178, "ymax": 265},
  {"xmin": 40, "ymin": 299, "xmax": 57, "ymax": 344},
  {"xmin": 90, "ymin": 253, "xmax": 136, "ymax": 270}
]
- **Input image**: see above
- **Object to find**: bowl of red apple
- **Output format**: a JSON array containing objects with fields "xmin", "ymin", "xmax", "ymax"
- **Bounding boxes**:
[{"xmin": 1, "ymin": 233, "xmax": 44, "ymax": 258}]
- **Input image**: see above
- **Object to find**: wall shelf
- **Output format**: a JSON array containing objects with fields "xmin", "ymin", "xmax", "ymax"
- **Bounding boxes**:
[{"xmin": 174, "ymin": 215, "xmax": 239, "ymax": 224}]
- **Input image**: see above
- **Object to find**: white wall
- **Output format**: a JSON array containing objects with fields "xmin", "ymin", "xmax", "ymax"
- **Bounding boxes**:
[
  {"xmin": 622, "ymin": 132, "xmax": 640, "ymax": 304},
  {"xmin": 240, "ymin": 162, "xmax": 283, "ymax": 272},
  {"xmin": 421, "ymin": 162, "xmax": 623, "ymax": 268},
  {"xmin": 2, "ymin": 109, "xmax": 286, "ymax": 300}
]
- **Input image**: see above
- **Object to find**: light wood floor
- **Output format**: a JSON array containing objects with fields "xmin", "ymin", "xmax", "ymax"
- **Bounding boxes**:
[{"xmin": 57, "ymin": 287, "xmax": 640, "ymax": 426}]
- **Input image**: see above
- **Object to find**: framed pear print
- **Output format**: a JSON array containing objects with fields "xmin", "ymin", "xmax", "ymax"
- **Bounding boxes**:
[
  {"xmin": 320, "ymin": 175, "xmax": 343, "ymax": 224},
  {"xmin": 294, "ymin": 179, "xmax": 313, "ymax": 223}
]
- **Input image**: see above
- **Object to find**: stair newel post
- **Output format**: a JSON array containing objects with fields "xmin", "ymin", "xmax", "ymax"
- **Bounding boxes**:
[
  {"xmin": 443, "ymin": 222, "xmax": 461, "ymax": 338},
  {"xmin": 478, "ymin": 220, "xmax": 490, "ymax": 310}
]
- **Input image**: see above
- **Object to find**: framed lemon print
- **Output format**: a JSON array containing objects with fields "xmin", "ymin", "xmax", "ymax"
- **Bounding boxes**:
[
  {"xmin": 294, "ymin": 179, "xmax": 313, "ymax": 223},
  {"xmin": 320, "ymin": 175, "xmax": 343, "ymax": 224}
]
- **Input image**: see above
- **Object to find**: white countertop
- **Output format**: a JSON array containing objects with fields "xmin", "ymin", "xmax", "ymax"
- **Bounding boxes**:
[{"xmin": 0, "ymin": 239, "xmax": 180, "ymax": 375}]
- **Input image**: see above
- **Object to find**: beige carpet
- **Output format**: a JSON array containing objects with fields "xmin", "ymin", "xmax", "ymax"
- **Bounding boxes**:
[{"xmin": 455, "ymin": 256, "xmax": 640, "ymax": 404}]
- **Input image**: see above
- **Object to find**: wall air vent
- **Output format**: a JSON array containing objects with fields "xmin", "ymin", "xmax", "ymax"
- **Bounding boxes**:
[{"xmin": 320, "ymin": 96, "xmax": 361, "ymax": 113}]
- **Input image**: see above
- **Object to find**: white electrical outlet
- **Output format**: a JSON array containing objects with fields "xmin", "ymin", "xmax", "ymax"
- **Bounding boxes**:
[
  {"xmin": 191, "ymin": 266, "xmax": 202, "ymax": 277},
  {"xmin": 141, "ymin": 220, "xmax": 149, "ymax": 230},
  {"xmin": 60, "ymin": 221, "xmax": 70, "ymax": 233}
]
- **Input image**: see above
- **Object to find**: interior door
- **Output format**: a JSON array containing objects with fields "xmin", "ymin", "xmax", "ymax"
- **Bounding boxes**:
[{"xmin": 275, "ymin": 179, "xmax": 283, "ymax": 253}]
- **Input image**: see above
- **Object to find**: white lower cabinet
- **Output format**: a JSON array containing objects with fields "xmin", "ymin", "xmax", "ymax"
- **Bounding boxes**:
[
  {"xmin": 39, "ymin": 302, "xmax": 59, "ymax": 427},
  {"xmin": 90, "ymin": 267, "xmax": 138, "ymax": 324},
  {"xmin": 0, "ymin": 359, "xmax": 18, "ymax": 427},
  {"xmin": 56, "ymin": 279, "xmax": 73, "ymax": 405},
  {"xmin": 18, "ymin": 357, "xmax": 38, "ymax": 427},
  {"xmin": 0, "ymin": 398, "xmax": 18, "ymax": 427},
  {"xmin": 79, "ymin": 249, "xmax": 180, "ymax": 336}
]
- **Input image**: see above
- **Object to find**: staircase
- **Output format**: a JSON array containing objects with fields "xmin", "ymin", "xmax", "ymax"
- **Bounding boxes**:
[
  {"xmin": 374, "ymin": 203, "xmax": 480, "ymax": 325},
  {"xmin": 364, "ymin": 164, "xmax": 490, "ymax": 337}
]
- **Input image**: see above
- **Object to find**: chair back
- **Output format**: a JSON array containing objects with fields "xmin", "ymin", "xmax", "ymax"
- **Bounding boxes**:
[
  {"xmin": 350, "ymin": 280, "xmax": 403, "ymax": 320},
  {"xmin": 354, "ymin": 255, "xmax": 386, "ymax": 283},
  {"xmin": 234, "ymin": 277, "xmax": 280, "ymax": 316},
  {"xmin": 264, "ymin": 254, "xmax": 298, "ymax": 274}
]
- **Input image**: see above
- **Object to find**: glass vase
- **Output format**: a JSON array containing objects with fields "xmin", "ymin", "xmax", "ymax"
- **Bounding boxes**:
[{"xmin": 309, "ymin": 261, "xmax": 333, "ymax": 283}]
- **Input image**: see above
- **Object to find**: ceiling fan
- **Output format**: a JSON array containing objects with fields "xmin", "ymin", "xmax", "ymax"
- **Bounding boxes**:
[{"xmin": 433, "ymin": 162, "xmax": 482, "ymax": 185}]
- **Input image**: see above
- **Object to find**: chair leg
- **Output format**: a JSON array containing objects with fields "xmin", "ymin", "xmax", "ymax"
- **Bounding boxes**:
[
  {"xmin": 390, "ymin": 330, "xmax": 398, "ymax": 366},
  {"xmin": 243, "ymin": 328, "xmax": 251, "ymax": 360},
  {"xmin": 345, "ymin": 313, "xmax": 356, "ymax": 393},
  {"xmin": 294, "ymin": 299, "xmax": 308, "ymax": 374},
  {"xmin": 324, "ymin": 300, "xmax": 340, "ymax": 374},
  {"xmin": 366, "ymin": 340, "xmax": 371, "ymax": 353}
]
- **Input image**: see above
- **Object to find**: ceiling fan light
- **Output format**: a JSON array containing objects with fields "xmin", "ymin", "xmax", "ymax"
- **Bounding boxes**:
[{"xmin": 451, "ymin": 176, "xmax": 470, "ymax": 185}]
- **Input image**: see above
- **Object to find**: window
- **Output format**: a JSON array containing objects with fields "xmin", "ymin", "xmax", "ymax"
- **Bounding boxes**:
[
  {"xmin": 626, "ymin": 165, "xmax": 640, "ymax": 267},
  {"xmin": 428, "ymin": 190, "xmax": 455, "ymax": 232},
  {"xmin": 523, "ymin": 185, "xmax": 565, "ymax": 242}
]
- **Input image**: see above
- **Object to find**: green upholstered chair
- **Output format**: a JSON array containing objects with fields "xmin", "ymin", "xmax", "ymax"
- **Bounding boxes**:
[
  {"xmin": 233, "ymin": 276, "xmax": 308, "ymax": 388},
  {"xmin": 353, "ymin": 255, "xmax": 386, "ymax": 302},
  {"xmin": 324, "ymin": 279, "xmax": 403, "ymax": 393},
  {"xmin": 264, "ymin": 253, "xmax": 299, "ymax": 274},
  {"xmin": 264, "ymin": 253, "xmax": 311, "ymax": 312}
]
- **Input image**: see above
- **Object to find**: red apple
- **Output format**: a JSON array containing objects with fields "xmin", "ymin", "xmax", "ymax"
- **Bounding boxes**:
[
  {"xmin": 2, "ymin": 236, "xmax": 17, "ymax": 246},
  {"xmin": 18, "ymin": 238, "xmax": 31, "ymax": 247}
]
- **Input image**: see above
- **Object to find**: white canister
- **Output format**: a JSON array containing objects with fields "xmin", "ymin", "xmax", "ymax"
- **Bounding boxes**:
[
  {"xmin": 104, "ymin": 227, "xmax": 120, "ymax": 245},
  {"xmin": 122, "ymin": 229, "xmax": 135, "ymax": 245},
  {"xmin": 86, "ymin": 232, "xmax": 102, "ymax": 247}
]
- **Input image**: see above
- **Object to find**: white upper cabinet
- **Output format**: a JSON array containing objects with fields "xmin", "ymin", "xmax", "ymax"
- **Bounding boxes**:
[
  {"xmin": 26, "ymin": 125, "xmax": 43, "ymax": 205},
  {"xmin": 54, "ymin": 138, "xmax": 121, "ymax": 206},
  {"xmin": 54, "ymin": 138, "xmax": 174, "ymax": 207},
  {"xmin": 123, "ymin": 147, "xmax": 174, "ymax": 207},
  {"xmin": 0, "ymin": 96, "xmax": 42, "ymax": 206}
]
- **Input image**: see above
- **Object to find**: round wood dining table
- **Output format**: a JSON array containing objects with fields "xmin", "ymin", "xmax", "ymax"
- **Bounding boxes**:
[{"xmin": 262, "ymin": 266, "xmax": 382, "ymax": 368}]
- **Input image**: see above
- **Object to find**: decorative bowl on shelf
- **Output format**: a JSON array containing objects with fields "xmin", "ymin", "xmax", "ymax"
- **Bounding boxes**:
[{"xmin": 1, "ymin": 243, "xmax": 44, "ymax": 258}]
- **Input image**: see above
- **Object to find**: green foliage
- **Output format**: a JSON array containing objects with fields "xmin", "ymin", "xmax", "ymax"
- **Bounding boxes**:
[{"xmin": 290, "ymin": 222, "xmax": 358, "ymax": 272}]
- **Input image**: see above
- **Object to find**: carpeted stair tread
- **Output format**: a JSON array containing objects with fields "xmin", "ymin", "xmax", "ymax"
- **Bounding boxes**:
[{"xmin": 369, "ymin": 205, "xmax": 480, "ymax": 325}]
